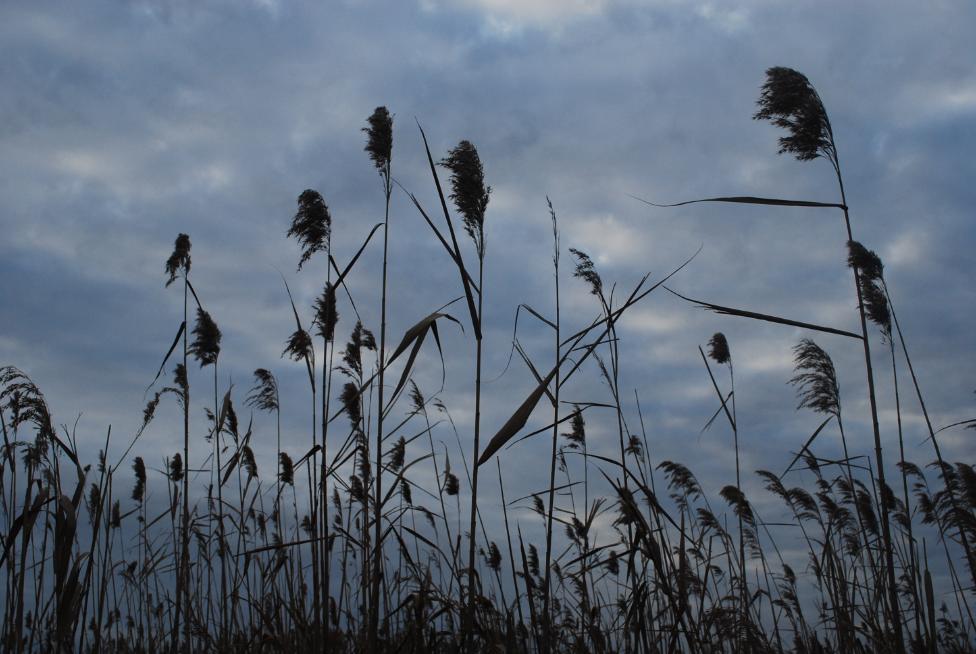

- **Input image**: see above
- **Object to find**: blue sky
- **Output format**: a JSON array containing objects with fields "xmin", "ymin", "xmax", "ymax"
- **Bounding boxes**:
[{"xmin": 1, "ymin": 0, "xmax": 974, "ymax": 602}]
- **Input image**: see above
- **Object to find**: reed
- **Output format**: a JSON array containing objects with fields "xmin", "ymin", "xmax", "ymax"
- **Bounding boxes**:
[{"xmin": 1, "ymin": 73, "xmax": 973, "ymax": 653}]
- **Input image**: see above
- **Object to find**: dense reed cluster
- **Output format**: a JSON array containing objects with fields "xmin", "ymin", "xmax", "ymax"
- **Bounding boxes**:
[{"xmin": 2, "ymin": 70, "xmax": 974, "ymax": 653}]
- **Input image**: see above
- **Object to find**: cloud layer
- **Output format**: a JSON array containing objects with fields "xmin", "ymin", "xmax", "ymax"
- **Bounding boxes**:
[{"xmin": 2, "ymin": 0, "xmax": 974, "ymax": 602}]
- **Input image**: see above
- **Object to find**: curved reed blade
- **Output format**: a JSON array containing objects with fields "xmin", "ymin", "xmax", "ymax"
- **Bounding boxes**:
[
  {"xmin": 667, "ymin": 287, "xmax": 862, "ymax": 339},
  {"xmin": 631, "ymin": 193, "xmax": 846, "ymax": 210}
]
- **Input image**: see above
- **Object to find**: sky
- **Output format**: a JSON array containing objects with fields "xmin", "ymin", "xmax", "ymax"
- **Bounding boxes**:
[{"xmin": 1, "ymin": 0, "xmax": 974, "ymax": 609}]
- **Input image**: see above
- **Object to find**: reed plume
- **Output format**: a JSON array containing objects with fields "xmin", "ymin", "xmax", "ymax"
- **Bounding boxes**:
[
  {"xmin": 132, "ymin": 457, "xmax": 146, "ymax": 503},
  {"xmin": 278, "ymin": 452, "xmax": 294, "ymax": 486},
  {"xmin": 282, "ymin": 328, "xmax": 313, "ymax": 363},
  {"xmin": 754, "ymin": 67, "xmax": 834, "ymax": 163},
  {"xmin": 245, "ymin": 368, "xmax": 279, "ymax": 413},
  {"xmin": 189, "ymin": 308, "xmax": 221, "ymax": 367},
  {"xmin": 164, "ymin": 233, "xmax": 191, "ymax": 287},
  {"xmin": 313, "ymin": 282, "xmax": 339, "ymax": 343},
  {"xmin": 364, "ymin": 106, "xmax": 393, "ymax": 174},
  {"xmin": 708, "ymin": 332, "xmax": 731, "ymax": 365},
  {"xmin": 790, "ymin": 339, "xmax": 840, "ymax": 417},
  {"xmin": 441, "ymin": 140, "xmax": 490, "ymax": 259},
  {"xmin": 288, "ymin": 189, "xmax": 332, "ymax": 270}
]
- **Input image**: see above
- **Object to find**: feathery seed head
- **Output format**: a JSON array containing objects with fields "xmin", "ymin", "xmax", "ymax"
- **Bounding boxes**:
[
  {"xmin": 169, "ymin": 453, "xmax": 184, "ymax": 482},
  {"xmin": 790, "ymin": 338, "xmax": 840, "ymax": 417},
  {"xmin": 708, "ymin": 332, "xmax": 731, "ymax": 365},
  {"xmin": 388, "ymin": 436, "xmax": 406, "ymax": 472},
  {"xmin": 846, "ymin": 240, "xmax": 885, "ymax": 281},
  {"xmin": 562, "ymin": 405, "xmax": 586, "ymax": 449},
  {"xmin": 569, "ymin": 248, "xmax": 603, "ymax": 298},
  {"xmin": 132, "ymin": 457, "xmax": 146, "ymax": 503},
  {"xmin": 340, "ymin": 382, "xmax": 362, "ymax": 429},
  {"xmin": 441, "ymin": 140, "xmax": 490, "ymax": 259},
  {"xmin": 313, "ymin": 282, "xmax": 339, "ymax": 342},
  {"xmin": 754, "ymin": 67, "xmax": 834, "ymax": 162},
  {"xmin": 189, "ymin": 308, "xmax": 221, "ymax": 367},
  {"xmin": 240, "ymin": 445, "xmax": 258, "ymax": 479},
  {"xmin": 487, "ymin": 542, "xmax": 502, "ymax": 571},
  {"xmin": 278, "ymin": 452, "xmax": 294, "ymax": 486},
  {"xmin": 165, "ymin": 233, "xmax": 191, "ymax": 287},
  {"xmin": 282, "ymin": 328, "xmax": 313, "ymax": 363},
  {"xmin": 363, "ymin": 106, "xmax": 393, "ymax": 173},
  {"xmin": 289, "ymin": 190, "xmax": 332, "ymax": 270},
  {"xmin": 444, "ymin": 472, "xmax": 459, "ymax": 496},
  {"xmin": 246, "ymin": 368, "xmax": 279, "ymax": 413}
]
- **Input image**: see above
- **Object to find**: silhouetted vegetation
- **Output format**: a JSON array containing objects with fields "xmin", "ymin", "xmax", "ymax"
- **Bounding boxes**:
[{"xmin": 2, "ymin": 69, "xmax": 974, "ymax": 653}]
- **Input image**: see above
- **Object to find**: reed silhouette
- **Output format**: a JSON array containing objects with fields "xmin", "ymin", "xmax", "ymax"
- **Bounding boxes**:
[{"xmin": 0, "ymin": 71, "xmax": 974, "ymax": 654}]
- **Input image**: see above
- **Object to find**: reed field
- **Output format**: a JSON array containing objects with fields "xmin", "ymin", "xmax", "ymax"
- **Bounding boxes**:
[{"xmin": 2, "ymin": 68, "xmax": 974, "ymax": 653}]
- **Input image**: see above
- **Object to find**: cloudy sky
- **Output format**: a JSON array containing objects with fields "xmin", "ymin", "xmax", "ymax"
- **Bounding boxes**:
[{"xmin": 2, "ymin": 0, "xmax": 974, "ymax": 596}]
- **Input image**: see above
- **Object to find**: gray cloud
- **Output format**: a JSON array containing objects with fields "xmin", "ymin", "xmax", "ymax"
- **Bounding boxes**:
[{"xmin": 2, "ymin": 0, "xmax": 974, "ymax": 610}]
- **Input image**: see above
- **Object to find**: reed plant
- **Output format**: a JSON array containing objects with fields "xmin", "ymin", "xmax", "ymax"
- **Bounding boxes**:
[{"xmin": 0, "ymin": 69, "xmax": 973, "ymax": 653}]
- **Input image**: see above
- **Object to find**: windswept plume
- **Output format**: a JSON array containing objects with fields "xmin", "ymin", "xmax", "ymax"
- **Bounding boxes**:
[
  {"xmin": 754, "ymin": 67, "xmax": 834, "ymax": 162},
  {"xmin": 847, "ymin": 240, "xmax": 884, "ymax": 282},
  {"xmin": 282, "ymin": 328, "xmax": 313, "ymax": 363},
  {"xmin": 441, "ymin": 140, "xmax": 490, "ymax": 258},
  {"xmin": 245, "ymin": 369, "xmax": 279, "ymax": 413},
  {"xmin": 569, "ymin": 248, "xmax": 603, "ymax": 299},
  {"xmin": 847, "ymin": 241, "xmax": 890, "ymax": 334},
  {"xmin": 790, "ymin": 338, "xmax": 840, "ymax": 417},
  {"xmin": 288, "ymin": 189, "xmax": 332, "ymax": 270}
]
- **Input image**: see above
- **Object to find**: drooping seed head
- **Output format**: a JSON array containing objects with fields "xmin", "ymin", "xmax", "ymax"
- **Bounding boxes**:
[
  {"xmin": 861, "ymin": 275, "xmax": 891, "ymax": 335},
  {"xmin": 164, "ymin": 233, "xmax": 191, "ymax": 287},
  {"xmin": 246, "ymin": 368, "xmax": 279, "ymax": 413},
  {"xmin": 569, "ymin": 248, "xmax": 603, "ymax": 299},
  {"xmin": 282, "ymin": 328, "xmax": 313, "ymax": 363},
  {"xmin": 846, "ymin": 240, "xmax": 885, "ymax": 282},
  {"xmin": 288, "ymin": 190, "xmax": 332, "ymax": 270},
  {"xmin": 754, "ymin": 67, "xmax": 834, "ymax": 162},
  {"xmin": 790, "ymin": 338, "xmax": 840, "ymax": 417}
]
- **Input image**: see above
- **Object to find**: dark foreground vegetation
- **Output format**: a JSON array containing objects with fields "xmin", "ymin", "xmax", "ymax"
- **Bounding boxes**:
[{"xmin": 2, "ymin": 68, "xmax": 974, "ymax": 653}]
